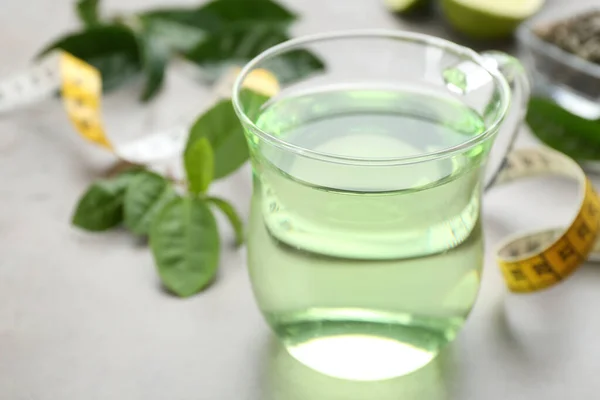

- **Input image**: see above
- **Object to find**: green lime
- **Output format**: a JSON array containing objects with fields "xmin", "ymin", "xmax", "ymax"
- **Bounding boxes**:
[
  {"xmin": 441, "ymin": 0, "xmax": 544, "ymax": 39},
  {"xmin": 384, "ymin": 0, "xmax": 431, "ymax": 15}
]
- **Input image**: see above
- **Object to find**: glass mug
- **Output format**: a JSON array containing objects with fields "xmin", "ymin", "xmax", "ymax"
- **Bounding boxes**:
[{"xmin": 232, "ymin": 30, "xmax": 529, "ymax": 381}]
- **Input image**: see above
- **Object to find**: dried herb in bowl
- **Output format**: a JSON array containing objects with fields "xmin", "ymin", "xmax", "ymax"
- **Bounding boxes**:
[
  {"xmin": 521, "ymin": 10, "xmax": 600, "ymax": 166},
  {"xmin": 535, "ymin": 10, "xmax": 600, "ymax": 65},
  {"xmin": 521, "ymin": 9, "xmax": 600, "ymax": 104}
]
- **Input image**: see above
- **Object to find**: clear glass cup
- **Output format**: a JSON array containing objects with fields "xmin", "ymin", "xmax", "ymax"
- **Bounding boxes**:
[{"xmin": 233, "ymin": 30, "xmax": 529, "ymax": 381}]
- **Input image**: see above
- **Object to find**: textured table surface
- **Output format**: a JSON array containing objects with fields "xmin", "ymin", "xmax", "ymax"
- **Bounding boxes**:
[{"xmin": 1, "ymin": 0, "xmax": 599, "ymax": 399}]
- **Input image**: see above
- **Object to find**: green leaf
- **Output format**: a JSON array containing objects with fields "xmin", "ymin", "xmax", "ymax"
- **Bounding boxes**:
[
  {"xmin": 527, "ymin": 97, "xmax": 600, "ymax": 161},
  {"xmin": 197, "ymin": 0, "xmax": 296, "ymax": 28},
  {"xmin": 184, "ymin": 137, "xmax": 215, "ymax": 195},
  {"xmin": 140, "ymin": 0, "xmax": 296, "ymax": 40},
  {"xmin": 123, "ymin": 171, "xmax": 177, "ymax": 236},
  {"xmin": 186, "ymin": 100, "xmax": 245, "ymax": 179},
  {"xmin": 207, "ymin": 197, "xmax": 244, "ymax": 246},
  {"xmin": 76, "ymin": 0, "xmax": 101, "ymax": 27},
  {"xmin": 185, "ymin": 25, "xmax": 324, "ymax": 84},
  {"xmin": 140, "ymin": 8, "xmax": 218, "ymax": 30},
  {"xmin": 186, "ymin": 90, "xmax": 268, "ymax": 180},
  {"xmin": 39, "ymin": 25, "xmax": 142, "ymax": 92},
  {"xmin": 138, "ymin": 10, "xmax": 210, "ymax": 53},
  {"xmin": 238, "ymin": 88, "xmax": 271, "ymax": 120},
  {"xmin": 137, "ymin": 22, "xmax": 171, "ymax": 102},
  {"xmin": 72, "ymin": 170, "xmax": 140, "ymax": 231},
  {"xmin": 150, "ymin": 196, "xmax": 220, "ymax": 297}
]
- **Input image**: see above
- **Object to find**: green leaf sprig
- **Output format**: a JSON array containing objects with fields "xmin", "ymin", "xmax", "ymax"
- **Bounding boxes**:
[
  {"xmin": 40, "ymin": 0, "xmax": 323, "ymax": 101},
  {"xmin": 526, "ymin": 97, "xmax": 600, "ymax": 161},
  {"xmin": 71, "ymin": 91, "xmax": 265, "ymax": 297}
]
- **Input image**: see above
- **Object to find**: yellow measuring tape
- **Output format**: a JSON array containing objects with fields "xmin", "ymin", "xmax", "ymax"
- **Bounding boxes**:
[
  {"xmin": 2, "ymin": 52, "xmax": 599, "ymax": 294},
  {"xmin": 56, "ymin": 52, "xmax": 279, "ymax": 160},
  {"xmin": 493, "ymin": 147, "xmax": 600, "ymax": 293},
  {"xmin": 59, "ymin": 52, "xmax": 112, "ymax": 150}
]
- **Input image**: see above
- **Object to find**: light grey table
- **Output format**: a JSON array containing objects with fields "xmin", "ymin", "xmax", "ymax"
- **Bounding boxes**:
[{"xmin": 1, "ymin": 0, "xmax": 599, "ymax": 399}]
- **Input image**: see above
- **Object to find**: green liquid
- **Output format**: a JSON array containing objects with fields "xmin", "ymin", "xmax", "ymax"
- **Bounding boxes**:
[{"xmin": 247, "ymin": 87, "xmax": 488, "ymax": 381}]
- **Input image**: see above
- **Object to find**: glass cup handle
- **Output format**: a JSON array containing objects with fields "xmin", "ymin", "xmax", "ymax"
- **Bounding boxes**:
[{"xmin": 480, "ymin": 51, "xmax": 531, "ymax": 190}]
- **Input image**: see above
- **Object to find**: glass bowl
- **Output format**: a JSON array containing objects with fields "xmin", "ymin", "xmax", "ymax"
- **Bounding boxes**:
[{"xmin": 517, "ymin": 2, "xmax": 600, "ymax": 171}]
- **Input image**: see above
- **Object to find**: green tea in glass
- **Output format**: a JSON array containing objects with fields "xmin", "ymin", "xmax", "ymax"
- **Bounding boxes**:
[{"xmin": 233, "ymin": 31, "xmax": 529, "ymax": 381}]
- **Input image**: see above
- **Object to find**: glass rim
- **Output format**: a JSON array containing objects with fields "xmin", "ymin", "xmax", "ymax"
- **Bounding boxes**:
[{"xmin": 232, "ymin": 29, "xmax": 511, "ymax": 166}]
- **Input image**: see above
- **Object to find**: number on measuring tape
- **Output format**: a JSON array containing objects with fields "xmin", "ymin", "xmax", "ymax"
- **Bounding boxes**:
[{"xmin": 494, "ymin": 147, "xmax": 600, "ymax": 293}]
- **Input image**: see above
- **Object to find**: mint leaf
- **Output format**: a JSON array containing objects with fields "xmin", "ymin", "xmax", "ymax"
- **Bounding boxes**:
[
  {"xmin": 138, "ymin": 12, "xmax": 207, "ymax": 53},
  {"xmin": 198, "ymin": 0, "xmax": 296, "ymax": 28},
  {"xmin": 150, "ymin": 197, "xmax": 220, "ymax": 297},
  {"xmin": 527, "ymin": 97, "xmax": 600, "ymax": 161},
  {"xmin": 72, "ymin": 170, "xmax": 140, "ymax": 231},
  {"xmin": 76, "ymin": 0, "xmax": 101, "ymax": 27},
  {"xmin": 207, "ymin": 197, "xmax": 244, "ymax": 246},
  {"xmin": 185, "ymin": 25, "xmax": 324, "ymax": 84},
  {"xmin": 123, "ymin": 171, "xmax": 177, "ymax": 236},
  {"xmin": 238, "ymin": 88, "xmax": 271, "ymax": 119},
  {"xmin": 140, "ymin": 8, "xmax": 218, "ymax": 32},
  {"xmin": 39, "ymin": 25, "xmax": 141, "ymax": 92},
  {"xmin": 140, "ymin": 0, "xmax": 296, "ymax": 44},
  {"xmin": 186, "ymin": 99, "xmax": 247, "ymax": 179},
  {"xmin": 185, "ymin": 137, "xmax": 214, "ymax": 195},
  {"xmin": 137, "ymin": 22, "xmax": 171, "ymax": 102},
  {"xmin": 185, "ymin": 89, "xmax": 269, "ymax": 180}
]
